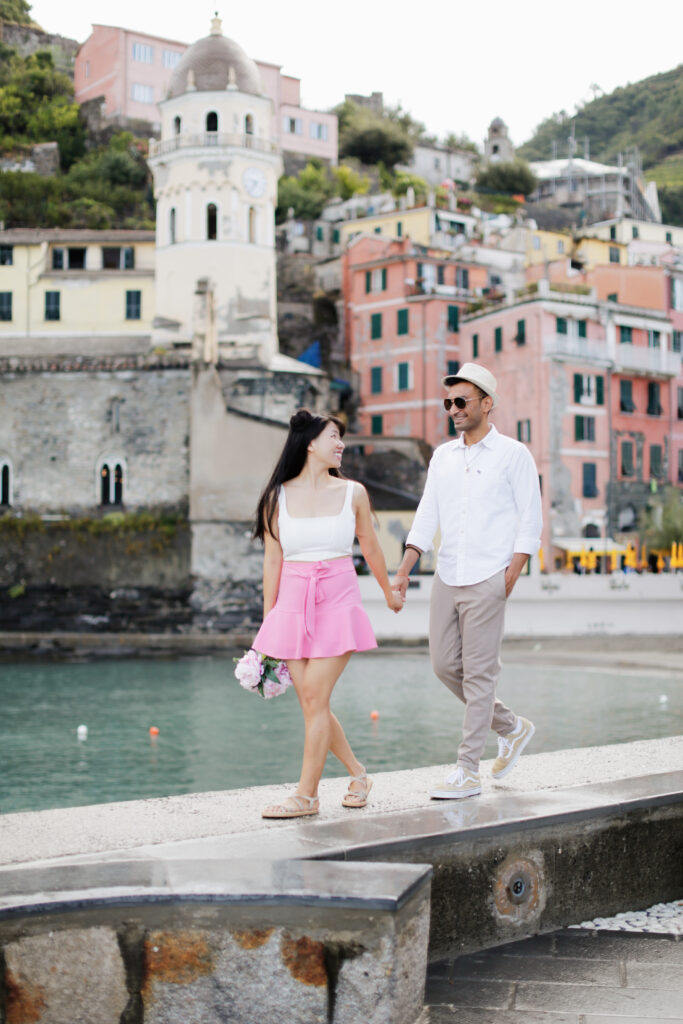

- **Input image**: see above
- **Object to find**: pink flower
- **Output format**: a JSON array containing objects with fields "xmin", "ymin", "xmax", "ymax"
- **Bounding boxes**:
[
  {"xmin": 262, "ymin": 676, "xmax": 285, "ymax": 699},
  {"xmin": 274, "ymin": 660, "xmax": 293, "ymax": 688},
  {"xmin": 234, "ymin": 649, "xmax": 263, "ymax": 691}
]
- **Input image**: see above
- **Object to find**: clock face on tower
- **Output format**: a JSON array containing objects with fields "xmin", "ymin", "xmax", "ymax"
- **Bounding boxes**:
[{"xmin": 243, "ymin": 167, "xmax": 266, "ymax": 198}]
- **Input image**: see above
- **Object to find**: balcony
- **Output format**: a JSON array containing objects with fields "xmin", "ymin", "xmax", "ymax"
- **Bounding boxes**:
[
  {"xmin": 543, "ymin": 334, "xmax": 611, "ymax": 365},
  {"xmin": 613, "ymin": 344, "xmax": 681, "ymax": 378},
  {"xmin": 149, "ymin": 133, "xmax": 278, "ymax": 158}
]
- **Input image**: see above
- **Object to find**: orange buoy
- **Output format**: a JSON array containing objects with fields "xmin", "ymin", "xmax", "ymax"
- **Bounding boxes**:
[
  {"xmin": 149, "ymin": 726, "xmax": 160, "ymax": 736},
  {"xmin": 370, "ymin": 710, "xmax": 379, "ymax": 721}
]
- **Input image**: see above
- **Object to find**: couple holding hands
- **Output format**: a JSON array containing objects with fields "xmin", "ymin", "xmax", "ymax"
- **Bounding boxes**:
[{"xmin": 252, "ymin": 363, "xmax": 543, "ymax": 819}]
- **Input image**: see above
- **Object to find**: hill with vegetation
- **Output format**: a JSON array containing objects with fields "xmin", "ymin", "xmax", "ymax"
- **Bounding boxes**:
[{"xmin": 517, "ymin": 64, "xmax": 683, "ymax": 225}]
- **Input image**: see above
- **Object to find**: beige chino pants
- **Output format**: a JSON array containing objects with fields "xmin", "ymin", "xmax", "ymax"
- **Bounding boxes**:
[{"xmin": 429, "ymin": 570, "xmax": 518, "ymax": 773}]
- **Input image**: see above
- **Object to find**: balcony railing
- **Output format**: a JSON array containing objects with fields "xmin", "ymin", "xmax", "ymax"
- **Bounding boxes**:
[
  {"xmin": 613, "ymin": 344, "xmax": 681, "ymax": 378},
  {"xmin": 543, "ymin": 335, "xmax": 611, "ymax": 364},
  {"xmin": 149, "ymin": 133, "xmax": 278, "ymax": 158}
]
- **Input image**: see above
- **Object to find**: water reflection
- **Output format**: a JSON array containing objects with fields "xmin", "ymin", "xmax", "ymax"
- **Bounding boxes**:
[{"xmin": 0, "ymin": 652, "xmax": 681, "ymax": 815}]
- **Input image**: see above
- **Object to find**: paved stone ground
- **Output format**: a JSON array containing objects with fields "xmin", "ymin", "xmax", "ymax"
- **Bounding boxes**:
[{"xmin": 422, "ymin": 927, "xmax": 683, "ymax": 1023}]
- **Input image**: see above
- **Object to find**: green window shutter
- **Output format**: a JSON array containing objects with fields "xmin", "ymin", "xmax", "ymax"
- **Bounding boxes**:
[
  {"xmin": 516, "ymin": 319, "xmax": 525, "ymax": 344},
  {"xmin": 607, "ymin": 292, "xmax": 618, "ymax": 302},
  {"xmin": 447, "ymin": 360, "xmax": 459, "ymax": 376},
  {"xmin": 365, "ymin": 271, "xmax": 371, "ymax": 294},
  {"xmin": 494, "ymin": 326, "xmax": 502, "ymax": 352},
  {"xmin": 381, "ymin": 267, "xmax": 387, "ymax": 290},
  {"xmin": 437, "ymin": 265, "xmax": 445, "ymax": 285},
  {"xmin": 573, "ymin": 374, "xmax": 583, "ymax": 403},
  {"xmin": 397, "ymin": 221, "xmax": 402, "ymax": 237},
  {"xmin": 472, "ymin": 334, "xmax": 479, "ymax": 358},
  {"xmin": 332, "ymin": 228, "xmax": 340, "ymax": 244},
  {"xmin": 574, "ymin": 416, "xmax": 583, "ymax": 442},
  {"xmin": 448, "ymin": 416, "xmax": 457, "ymax": 435},
  {"xmin": 316, "ymin": 226, "xmax": 323, "ymax": 241},
  {"xmin": 556, "ymin": 317, "xmax": 567, "ymax": 335},
  {"xmin": 596, "ymin": 375, "xmax": 604, "ymax": 405},
  {"xmin": 371, "ymin": 415, "xmax": 383, "ymax": 436},
  {"xmin": 448, "ymin": 305, "xmax": 459, "ymax": 332},
  {"xmin": 620, "ymin": 325, "xmax": 632, "ymax": 344},
  {"xmin": 516, "ymin": 420, "xmax": 522, "ymax": 441},
  {"xmin": 416, "ymin": 261, "xmax": 423, "ymax": 279},
  {"xmin": 578, "ymin": 319, "xmax": 587, "ymax": 338},
  {"xmin": 374, "ymin": 226, "xmax": 382, "ymax": 234},
  {"xmin": 371, "ymin": 312, "xmax": 382, "ymax": 339},
  {"xmin": 398, "ymin": 362, "xmax": 409, "ymax": 390},
  {"xmin": 397, "ymin": 308, "xmax": 409, "ymax": 335},
  {"xmin": 370, "ymin": 366, "xmax": 382, "ymax": 394}
]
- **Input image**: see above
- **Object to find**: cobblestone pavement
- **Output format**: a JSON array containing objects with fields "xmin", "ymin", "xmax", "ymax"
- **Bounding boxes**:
[{"xmin": 422, "ymin": 905, "xmax": 683, "ymax": 1023}]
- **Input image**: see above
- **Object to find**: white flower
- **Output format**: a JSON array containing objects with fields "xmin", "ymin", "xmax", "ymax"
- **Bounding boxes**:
[{"xmin": 234, "ymin": 649, "xmax": 263, "ymax": 690}]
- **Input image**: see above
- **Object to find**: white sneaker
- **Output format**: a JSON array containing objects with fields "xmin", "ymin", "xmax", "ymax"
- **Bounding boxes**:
[
  {"xmin": 492, "ymin": 717, "xmax": 535, "ymax": 779},
  {"xmin": 430, "ymin": 765, "xmax": 481, "ymax": 800}
]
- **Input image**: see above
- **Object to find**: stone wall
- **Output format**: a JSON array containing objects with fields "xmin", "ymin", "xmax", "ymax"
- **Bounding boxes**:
[{"xmin": 0, "ymin": 23, "xmax": 79, "ymax": 75}]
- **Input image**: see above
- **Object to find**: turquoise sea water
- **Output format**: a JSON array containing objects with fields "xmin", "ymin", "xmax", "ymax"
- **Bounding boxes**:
[{"xmin": 1, "ymin": 651, "xmax": 681, "ymax": 814}]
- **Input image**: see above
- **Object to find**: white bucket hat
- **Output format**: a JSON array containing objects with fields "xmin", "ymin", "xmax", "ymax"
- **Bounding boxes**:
[{"xmin": 442, "ymin": 362, "xmax": 499, "ymax": 408}]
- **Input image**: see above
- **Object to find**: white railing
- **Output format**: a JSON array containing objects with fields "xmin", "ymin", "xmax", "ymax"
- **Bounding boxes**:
[
  {"xmin": 543, "ymin": 334, "xmax": 612, "ymax": 364},
  {"xmin": 149, "ymin": 133, "xmax": 278, "ymax": 157},
  {"xmin": 613, "ymin": 344, "xmax": 681, "ymax": 377}
]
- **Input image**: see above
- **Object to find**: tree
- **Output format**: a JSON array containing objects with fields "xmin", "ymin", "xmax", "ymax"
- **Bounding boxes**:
[
  {"xmin": 276, "ymin": 161, "xmax": 335, "ymax": 222},
  {"xmin": 475, "ymin": 160, "xmax": 538, "ymax": 196},
  {"xmin": 0, "ymin": 0, "xmax": 32, "ymax": 24},
  {"xmin": 336, "ymin": 102, "xmax": 413, "ymax": 169},
  {"xmin": 640, "ymin": 487, "xmax": 683, "ymax": 550},
  {"xmin": 331, "ymin": 164, "xmax": 369, "ymax": 201},
  {"xmin": 443, "ymin": 131, "xmax": 479, "ymax": 155}
]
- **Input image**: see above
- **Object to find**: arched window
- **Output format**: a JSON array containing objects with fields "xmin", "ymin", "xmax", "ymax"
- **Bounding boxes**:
[
  {"xmin": 206, "ymin": 111, "xmax": 218, "ymax": 142},
  {"xmin": 169, "ymin": 207, "xmax": 176, "ymax": 245},
  {"xmin": 248, "ymin": 206, "xmax": 256, "ymax": 244},
  {"xmin": 582, "ymin": 523, "xmax": 600, "ymax": 539},
  {"xmin": 98, "ymin": 458, "xmax": 125, "ymax": 506},
  {"xmin": 0, "ymin": 460, "xmax": 11, "ymax": 506},
  {"xmin": 173, "ymin": 115, "xmax": 181, "ymax": 135},
  {"xmin": 245, "ymin": 113, "xmax": 254, "ymax": 135},
  {"xmin": 207, "ymin": 203, "xmax": 217, "ymax": 241}
]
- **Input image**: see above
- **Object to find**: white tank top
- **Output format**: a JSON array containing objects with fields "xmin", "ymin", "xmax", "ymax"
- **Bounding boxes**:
[{"xmin": 278, "ymin": 481, "xmax": 356, "ymax": 561}]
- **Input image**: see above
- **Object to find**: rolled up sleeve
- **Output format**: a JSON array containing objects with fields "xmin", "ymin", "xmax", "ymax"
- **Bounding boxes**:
[{"xmin": 511, "ymin": 446, "xmax": 543, "ymax": 556}]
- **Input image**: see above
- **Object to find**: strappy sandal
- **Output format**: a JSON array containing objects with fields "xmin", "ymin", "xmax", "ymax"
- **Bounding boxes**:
[
  {"xmin": 261, "ymin": 794, "xmax": 319, "ymax": 819},
  {"xmin": 342, "ymin": 771, "xmax": 373, "ymax": 808}
]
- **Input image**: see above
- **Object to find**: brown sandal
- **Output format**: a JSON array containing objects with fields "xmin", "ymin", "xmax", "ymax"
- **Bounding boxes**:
[
  {"xmin": 342, "ymin": 772, "xmax": 373, "ymax": 808},
  {"xmin": 262, "ymin": 794, "xmax": 319, "ymax": 819}
]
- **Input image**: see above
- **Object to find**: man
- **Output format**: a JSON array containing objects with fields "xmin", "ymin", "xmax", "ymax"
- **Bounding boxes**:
[{"xmin": 394, "ymin": 363, "xmax": 542, "ymax": 799}]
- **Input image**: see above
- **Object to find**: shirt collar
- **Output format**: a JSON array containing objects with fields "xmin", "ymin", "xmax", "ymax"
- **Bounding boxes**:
[{"xmin": 452, "ymin": 423, "xmax": 498, "ymax": 450}]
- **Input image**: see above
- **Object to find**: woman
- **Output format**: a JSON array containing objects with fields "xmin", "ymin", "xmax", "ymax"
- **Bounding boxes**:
[{"xmin": 253, "ymin": 409, "xmax": 403, "ymax": 819}]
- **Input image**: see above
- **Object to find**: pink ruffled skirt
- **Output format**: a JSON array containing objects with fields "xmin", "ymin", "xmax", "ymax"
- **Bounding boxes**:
[{"xmin": 253, "ymin": 557, "xmax": 377, "ymax": 660}]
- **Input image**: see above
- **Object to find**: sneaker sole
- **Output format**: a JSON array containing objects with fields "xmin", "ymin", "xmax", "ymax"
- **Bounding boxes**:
[
  {"xmin": 429, "ymin": 787, "xmax": 482, "ymax": 800},
  {"xmin": 491, "ymin": 723, "xmax": 535, "ymax": 780}
]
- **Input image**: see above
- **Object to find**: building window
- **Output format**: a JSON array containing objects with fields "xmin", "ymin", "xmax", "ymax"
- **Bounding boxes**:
[
  {"xmin": 245, "ymin": 114, "xmax": 254, "ymax": 135},
  {"xmin": 397, "ymin": 308, "xmax": 409, "ymax": 335},
  {"xmin": 671, "ymin": 278, "xmax": 683, "ymax": 312},
  {"xmin": 621, "ymin": 440, "xmax": 635, "ymax": 477},
  {"xmin": 396, "ymin": 221, "xmax": 402, "ymax": 237},
  {"xmin": 447, "ymin": 360, "xmax": 459, "ymax": 376},
  {"xmin": 437, "ymin": 265, "xmax": 445, "ymax": 285},
  {"xmin": 609, "ymin": 225, "xmax": 617, "ymax": 240},
  {"xmin": 0, "ymin": 460, "xmax": 11, "ymax": 506},
  {"xmin": 574, "ymin": 415, "xmax": 595, "ymax": 442},
  {"xmin": 632, "ymin": 225, "xmax": 639, "ymax": 239},
  {"xmin": 163, "ymin": 49, "xmax": 181, "ymax": 69},
  {"xmin": 577, "ymin": 319, "xmax": 587, "ymax": 339},
  {"xmin": 516, "ymin": 419, "xmax": 531, "ymax": 442},
  {"xmin": 650, "ymin": 444, "xmax": 663, "ymax": 479},
  {"xmin": 516, "ymin": 319, "xmax": 526, "ymax": 345},
  {"xmin": 532, "ymin": 236, "xmax": 541, "ymax": 250},
  {"xmin": 332, "ymin": 228, "xmax": 340, "ymax": 244},
  {"xmin": 607, "ymin": 292, "xmax": 618, "ymax": 302},
  {"xmin": 371, "ymin": 415, "xmax": 383, "ymax": 436},
  {"xmin": 365, "ymin": 271, "xmax": 371, "ymax": 294},
  {"xmin": 52, "ymin": 248, "xmax": 64, "ymax": 269},
  {"xmin": 456, "ymin": 267, "xmax": 469, "ymax": 290},
  {"xmin": 494, "ymin": 325, "xmax": 502, "ymax": 352},
  {"xmin": 371, "ymin": 312, "xmax": 382, "ymax": 340},
  {"xmin": 131, "ymin": 83, "xmax": 154, "ymax": 104},
  {"xmin": 0, "ymin": 292, "xmax": 11, "ymax": 321},
  {"xmin": 309, "ymin": 121, "xmax": 328, "ymax": 141},
  {"xmin": 125, "ymin": 290, "xmax": 141, "ymax": 320},
  {"xmin": 248, "ymin": 207, "xmax": 257, "ymax": 243},
  {"xmin": 678, "ymin": 386, "xmax": 683, "ymax": 420},
  {"xmin": 648, "ymin": 330, "xmax": 660, "ymax": 349},
  {"xmin": 397, "ymin": 362, "xmax": 410, "ymax": 391},
  {"xmin": 368, "ymin": 268, "xmax": 386, "ymax": 292},
  {"xmin": 45, "ymin": 291, "xmax": 60, "ymax": 321},
  {"xmin": 169, "ymin": 207, "xmax": 176, "ymax": 245},
  {"xmin": 557, "ymin": 240, "xmax": 565, "ymax": 254},
  {"xmin": 620, "ymin": 379, "xmax": 635, "ymax": 413},
  {"xmin": 647, "ymin": 381, "xmax": 662, "ymax": 416},
  {"xmin": 556, "ymin": 317, "xmax": 567, "ymax": 335},
  {"xmin": 448, "ymin": 416, "xmax": 457, "ymax": 436},
  {"xmin": 207, "ymin": 203, "xmax": 217, "ymax": 240},
  {"xmin": 99, "ymin": 460, "xmax": 124, "ymax": 506},
  {"xmin": 316, "ymin": 225, "xmax": 323, "ymax": 242},
  {"xmin": 472, "ymin": 333, "xmax": 479, "ymax": 358},
  {"xmin": 370, "ymin": 366, "xmax": 382, "ymax": 394},
  {"xmin": 85, "ymin": 60, "xmax": 90, "ymax": 78},
  {"xmin": 619, "ymin": 325, "xmax": 632, "ymax": 344},
  {"xmin": 0, "ymin": 245, "xmax": 13, "ymax": 266},
  {"xmin": 574, "ymin": 373, "xmax": 603, "ymax": 405},
  {"xmin": 582, "ymin": 462, "xmax": 598, "ymax": 498},
  {"xmin": 132, "ymin": 42, "xmax": 154, "ymax": 63},
  {"xmin": 609, "ymin": 246, "xmax": 620, "ymax": 263},
  {"xmin": 102, "ymin": 247, "xmax": 134, "ymax": 270},
  {"xmin": 448, "ymin": 305, "xmax": 459, "ymax": 333},
  {"xmin": 672, "ymin": 331, "xmax": 682, "ymax": 353},
  {"xmin": 206, "ymin": 111, "xmax": 218, "ymax": 133},
  {"xmin": 283, "ymin": 116, "xmax": 302, "ymax": 135},
  {"xmin": 678, "ymin": 449, "xmax": 683, "ymax": 483},
  {"xmin": 53, "ymin": 247, "xmax": 85, "ymax": 270},
  {"xmin": 173, "ymin": 116, "xmax": 181, "ymax": 135},
  {"xmin": 665, "ymin": 231, "xmax": 673, "ymax": 244}
]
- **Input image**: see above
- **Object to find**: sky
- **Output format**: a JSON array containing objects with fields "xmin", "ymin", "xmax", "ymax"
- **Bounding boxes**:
[{"xmin": 28, "ymin": 0, "xmax": 683, "ymax": 149}]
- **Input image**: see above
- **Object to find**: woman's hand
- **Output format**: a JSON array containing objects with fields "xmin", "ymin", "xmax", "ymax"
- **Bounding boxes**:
[{"xmin": 386, "ymin": 588, "xmax": 404, "ymax": 613}]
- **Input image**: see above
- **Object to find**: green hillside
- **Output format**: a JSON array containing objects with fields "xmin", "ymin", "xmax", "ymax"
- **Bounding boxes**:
[{"xmin": 517, "ymin": 64, "xmax": 683, "ymax": 224}]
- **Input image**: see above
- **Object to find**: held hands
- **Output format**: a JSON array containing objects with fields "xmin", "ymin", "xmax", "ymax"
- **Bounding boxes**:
[{"xmin": 386, "ymin": 587, "xmax": 404, "ymax": 614}]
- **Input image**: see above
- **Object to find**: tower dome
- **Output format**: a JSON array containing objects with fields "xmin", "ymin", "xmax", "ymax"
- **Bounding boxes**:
[{"xmin": 167, "ymin": 16, "xmax": 264, "ymax": 99}]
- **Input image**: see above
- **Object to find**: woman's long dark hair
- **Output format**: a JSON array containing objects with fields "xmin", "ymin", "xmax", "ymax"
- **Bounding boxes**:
[{"xmin": 253, "ymin": 409, "xmax": 346, "ymax": 542}]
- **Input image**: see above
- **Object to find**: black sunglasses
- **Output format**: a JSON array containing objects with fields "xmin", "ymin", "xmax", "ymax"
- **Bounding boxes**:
[{"xmin": 443, "ymin": 396, "xmax": 481, "ymax": 412}]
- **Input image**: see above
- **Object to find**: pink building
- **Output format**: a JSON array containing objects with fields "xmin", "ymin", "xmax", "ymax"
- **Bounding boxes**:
[
  {"xmin": 457, "ymin": 278, "xmax": 679, "ymax": 561},
  {"xmin": 344, "ymin": 235, "xmax": 487, "ymax": 446},
  {"xmin": 74, "ymin": 24, "xmax": 337, "ymax": 164}
]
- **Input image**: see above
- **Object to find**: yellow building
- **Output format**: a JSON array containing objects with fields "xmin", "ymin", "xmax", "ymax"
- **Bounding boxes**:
[
  {"xmin": 525, "ymin": 228, "xmax": 574, "ymax": 266},
  {"xmin": 0, "ymin": 228, "xmax": 156, "ymax": 353},
  {"xmin": 572, "ymin": 235, "xmax": 626, "ymax": 269},
  {"xmin": 338, "ymin": 206, "xmax": 432, "ymax": 248}
]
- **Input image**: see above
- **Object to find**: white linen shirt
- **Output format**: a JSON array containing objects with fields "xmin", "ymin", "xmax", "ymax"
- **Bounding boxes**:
[{"xmin": 406, "ymin": 424, "xmax": 542, "ymax": 586}]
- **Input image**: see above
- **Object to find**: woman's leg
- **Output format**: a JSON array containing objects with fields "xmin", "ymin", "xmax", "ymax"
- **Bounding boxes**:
[{"xmin": 288, "ymin": 654, "xmax": 356, "ymax": 797}]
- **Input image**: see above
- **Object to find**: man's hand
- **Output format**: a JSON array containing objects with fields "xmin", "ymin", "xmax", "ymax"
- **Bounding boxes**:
[
  {"xmin": 393, "ymin": 574, "xmax": 410, "ymax": 600},
  {"xmin": 504, "ymin": 553, "xmax": 529, "ymax": 597},
  {"xmin": 386, "ymin": 588, "xmax": 404, "ymax": 613}
]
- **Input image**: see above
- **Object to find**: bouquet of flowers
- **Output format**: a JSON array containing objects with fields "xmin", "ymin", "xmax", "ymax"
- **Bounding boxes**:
[{"xmin": 234, "ymin": 649, "xmax": 293, "ymax": 699}]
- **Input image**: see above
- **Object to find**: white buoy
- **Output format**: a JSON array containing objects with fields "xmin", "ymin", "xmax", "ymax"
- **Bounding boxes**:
[
  {"xmin": 658, "ymin": 694, "xmax": 668, "ymax": 706},
  {"xmin": 77, "ymin": 724, "xmax": 88, "ymax": 741}
]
